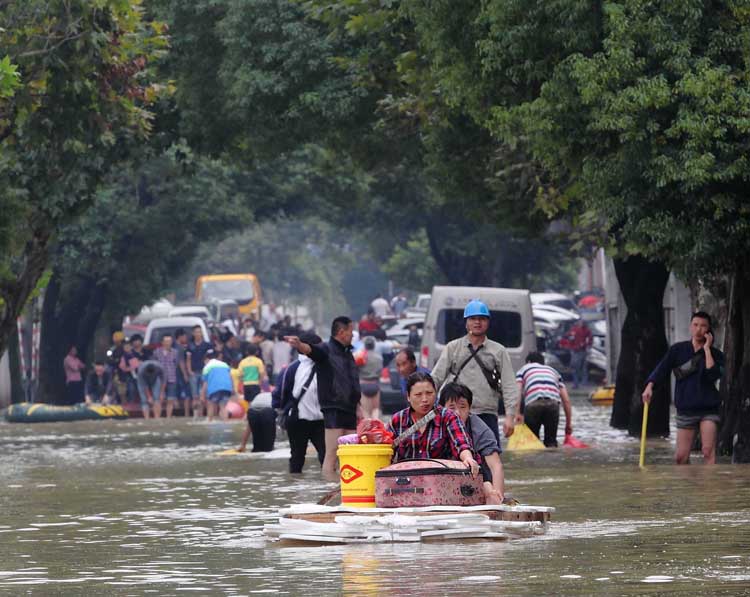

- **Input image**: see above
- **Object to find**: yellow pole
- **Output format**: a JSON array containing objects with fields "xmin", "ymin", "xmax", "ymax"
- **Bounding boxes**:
[{"xmin": 639, "ymin": 401, "xmax": 650, "ymax": 468}]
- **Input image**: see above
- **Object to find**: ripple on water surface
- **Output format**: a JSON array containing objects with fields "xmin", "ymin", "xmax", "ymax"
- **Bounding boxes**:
[{"xmin": 1, "ymin": 405, "xmax": 750, "ymax": 595}]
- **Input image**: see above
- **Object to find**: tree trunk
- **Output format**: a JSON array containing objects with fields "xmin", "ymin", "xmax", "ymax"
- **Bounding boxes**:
[
  {"xmin": 718, "ymin": 257, "xmax": 750, "ymax": 462},
  {"xmin": 39, "ymin": 272, "xmax": 67, "ymax": 404},
  {"xmin": 0, "ymin": 228, "xmax": 51, "ymax": 357},
  {"xmin": 425, "ymin": 221, "xmax": 484, "ymax": 285},
  {"xmin": 39, "ymin": 268, "xmax": 112, "ymax": 404},
  {"xmin": 610, "ymin": 256, "xmax": 671, "ymax": 437}
]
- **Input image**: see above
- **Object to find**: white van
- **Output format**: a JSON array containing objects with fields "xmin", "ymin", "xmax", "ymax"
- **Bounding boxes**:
[
  {"xmin": 144, "ymin": 316, "xmax": 209, "ymax": 347},
  {"xmin": 420, "ymin": 286, "xmax": 535, "ymax": 372}
]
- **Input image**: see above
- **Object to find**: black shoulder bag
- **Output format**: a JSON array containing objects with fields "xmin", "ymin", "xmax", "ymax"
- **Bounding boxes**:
[
  {"xmin": 467, "ymin": 345, "xmax": 503, "ymax": 394},
  {"xmin": 279, "ymin": 366, "xmax": 316, "ymax": 430},
  {"xmin": 672, "ymin": 352, "xmax": 703, "ymax": 381}
]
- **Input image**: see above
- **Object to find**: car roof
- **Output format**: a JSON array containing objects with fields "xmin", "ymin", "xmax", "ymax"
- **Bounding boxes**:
[
  {"xmin": 392, "ymin": 316, "xmax": 425, "ymax": 326},
  {"xmin": 148, "ymin": 316, "xmax": 206, "ymax": 327},
  {"xmin": 530, "ymin": 292, "xmax": 572, "ymax": 303},
  {"xmin": 429, "ymin": 286, "xmax": 531, "ymax": 311},
  {"xmin": 532, "ymin": 307, "xmax": 579, "ymax": 321}
]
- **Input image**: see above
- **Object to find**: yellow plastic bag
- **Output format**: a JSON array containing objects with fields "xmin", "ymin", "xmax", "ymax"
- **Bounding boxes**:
[{"xmin": 506, "ymin": 423, "xmax": 545, "ymax": 451}]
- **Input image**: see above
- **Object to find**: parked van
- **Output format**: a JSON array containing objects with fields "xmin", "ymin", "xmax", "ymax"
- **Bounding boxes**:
[
  {"xmin": 420, "ymin": 286, "xmax": 535, "ymax": 372},
  {"xmin": 144, "ymin": 317, "xmax": 209, "ymax": 347}
]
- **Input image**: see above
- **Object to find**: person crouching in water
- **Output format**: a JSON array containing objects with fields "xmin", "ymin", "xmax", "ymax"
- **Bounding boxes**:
[
  {"xmin": 200, "ymin": 349, "xmax": 234, "ymax": 421},
  {"xmin": 514, "ymin": 352, "xmax": 573, "ymax": 447},
  {"xmin": 386, "ymin": 372, "xmax": 480, "ymax": 477},
  {"xmin": 440, "ymin": 382, "xmax": 505, "ymax": 505}
]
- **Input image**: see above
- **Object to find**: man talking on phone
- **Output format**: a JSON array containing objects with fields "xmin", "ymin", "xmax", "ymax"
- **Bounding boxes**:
[{"xmin": 642, "ymin": 311, "xmax": 724, "ymax": 464}]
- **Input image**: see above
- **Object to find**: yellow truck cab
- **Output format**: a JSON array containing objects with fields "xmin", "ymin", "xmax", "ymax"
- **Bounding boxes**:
[{"xmin": 195, "ymin": 274, "xmax": 262, "ymax": 319}]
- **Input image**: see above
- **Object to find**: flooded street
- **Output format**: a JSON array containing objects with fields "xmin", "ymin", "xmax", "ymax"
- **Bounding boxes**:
[{"xmin": 1, "ymin": 393, "xmax": 749, "ymax": 596}]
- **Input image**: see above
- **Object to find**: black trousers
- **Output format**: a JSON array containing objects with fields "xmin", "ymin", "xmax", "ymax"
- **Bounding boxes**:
[
  {"xmin": 524, "ymin": 399, "xmax": 560, "ymax": 447},
  {"xmin": 287, "ymin": 418, "xmax": 325, "ymax": 473},
  {"xmin": 64, "ymin": 381, "xmax": 84, "ymax": 405},
  {"xmin": 247, "ymin": 407, "xmax": 277, "ymax": 452},
  {"xmin": 478, "ymin": 413, "xmax": 500, "ymax": 445}
]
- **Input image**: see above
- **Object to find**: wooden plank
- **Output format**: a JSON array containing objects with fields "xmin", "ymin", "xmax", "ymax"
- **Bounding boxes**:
[{"xmin": 285, "ymin": 508, "xmax": 550, "ymax": 524}]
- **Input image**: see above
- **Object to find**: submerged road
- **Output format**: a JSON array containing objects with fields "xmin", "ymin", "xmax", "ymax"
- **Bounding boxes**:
[{"xmin": 1, "ymin": 391, "xmax": 749, "ymax": 595}]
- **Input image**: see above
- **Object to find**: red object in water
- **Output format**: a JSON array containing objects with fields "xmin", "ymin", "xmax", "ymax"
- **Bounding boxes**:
[{"xmin": 563, "ymin": 434, "xmax": 590, "ymax": 448}]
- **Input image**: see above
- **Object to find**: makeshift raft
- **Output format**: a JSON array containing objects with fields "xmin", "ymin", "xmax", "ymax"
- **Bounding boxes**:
[{"xmin": 264, "ymin": 503, "xmax": 554, "ymax": 544}]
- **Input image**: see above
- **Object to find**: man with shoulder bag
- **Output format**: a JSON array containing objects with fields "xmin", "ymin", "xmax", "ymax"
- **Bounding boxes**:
[
  {"xmin": 431, "ymin": 299, "xmax": 519, "ymax": 444},
  {"xmin": 273, "ymin": 333, "xmax": 326, "ymax": 473},
  {"xmin": 642, "ymin": 311, "xmax": 725, "ymax": 465}
]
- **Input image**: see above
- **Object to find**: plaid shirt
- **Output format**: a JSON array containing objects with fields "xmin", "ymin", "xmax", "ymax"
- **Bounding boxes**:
[
  {"xmin": 387, "ymin": 407, "xmax": 477, "ymax": 463},
  {"xmin": 154, "ymin": 347, "xmax": 178, "ymax": 383}
]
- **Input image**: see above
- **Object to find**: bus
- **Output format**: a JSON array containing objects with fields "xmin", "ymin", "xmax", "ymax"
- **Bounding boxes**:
[{"xmin": 195, "ymin": 274, "xmax": 262, "ymax": 319}]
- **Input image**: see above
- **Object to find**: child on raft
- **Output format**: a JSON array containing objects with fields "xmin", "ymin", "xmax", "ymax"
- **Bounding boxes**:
[{"xmin": 440, "ymin": 382, "xmax": 505, "ymax": 505}]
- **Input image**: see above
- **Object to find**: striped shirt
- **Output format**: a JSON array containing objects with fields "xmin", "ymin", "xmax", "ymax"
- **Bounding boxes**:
[{"xmin": 516, "ymin": 363, "xmax": 564, "ymax": 405}]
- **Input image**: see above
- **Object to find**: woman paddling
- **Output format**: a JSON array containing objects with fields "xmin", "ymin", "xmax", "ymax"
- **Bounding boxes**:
[{"xmin": 386, "ymin": 371, "xmax": 480, "ymax": 477}]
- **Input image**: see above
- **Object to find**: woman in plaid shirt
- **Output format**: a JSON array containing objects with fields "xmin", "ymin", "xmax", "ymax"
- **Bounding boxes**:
[{"xmin": 387, "ymin": 372, "xmax": 480, "ymax": 477}]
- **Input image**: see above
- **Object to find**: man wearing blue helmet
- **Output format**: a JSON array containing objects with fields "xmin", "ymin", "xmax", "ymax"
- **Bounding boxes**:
[{"xmin": 431, "ymin": 299, "xmax": 519, "ymax": 443}]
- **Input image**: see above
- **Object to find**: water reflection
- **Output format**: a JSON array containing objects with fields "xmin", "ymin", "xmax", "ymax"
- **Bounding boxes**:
[{"xmin": 0, "ymin": 394, "xmax": 749, "ymax": 595}]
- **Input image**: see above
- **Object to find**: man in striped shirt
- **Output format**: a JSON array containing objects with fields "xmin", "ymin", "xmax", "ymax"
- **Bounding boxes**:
[{"xmin": 515, "ymin": 352, "xmax": 573, "ymax": 447}]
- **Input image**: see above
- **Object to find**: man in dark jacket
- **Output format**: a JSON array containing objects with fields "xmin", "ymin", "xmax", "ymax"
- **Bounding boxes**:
[
  {"xmin": 642, "ymin": 311, "xmax": 724, "ymax": 464},
  {"xmin": 285, "ymin": 317, "xmax": 360, "ymax": 477}
]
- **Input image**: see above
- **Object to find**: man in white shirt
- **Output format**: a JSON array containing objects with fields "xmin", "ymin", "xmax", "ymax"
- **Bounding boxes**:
[
  {"xmin": 370, "ymin": 294, "xmax": 391, "ymax": 318},
  {"xmin": 272, "ymin": 333, "xmax": 325, "ymax": 473}
]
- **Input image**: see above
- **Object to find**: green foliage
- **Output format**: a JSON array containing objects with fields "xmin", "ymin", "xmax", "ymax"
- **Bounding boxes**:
[
  {"xmin": 53, "ymin": 144, "xmax": 250, "ymax": 320},
  {"xmin": 493, "ymin": 1, "xmax": 750, "ymax": 282},
  {"xmin": 0, "ymin": 0, "xmax": 167, "ymax": 347},
  {"xmin": 157, "ymin": 0, "xmax": 366, "ymax": 159},
  {"xmin": 150, "ymin": 0, "xmax": 580, "ymax": 292},
  {"xmin": 382, "ymin": 229, "xmax": 446, "ymax": 291},
  {"xmin": 0, "ymin": 55, "xmax": 21, "ymax": 98},
  {"xmin": 174, "ymin": 216, "xmax": 354, "ymax": 324}
]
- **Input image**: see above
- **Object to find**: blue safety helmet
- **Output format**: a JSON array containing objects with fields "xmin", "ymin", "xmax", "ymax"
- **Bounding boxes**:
[{"xmin": 463, "ymin": 299, "xmax": 490, "ymax": 319}]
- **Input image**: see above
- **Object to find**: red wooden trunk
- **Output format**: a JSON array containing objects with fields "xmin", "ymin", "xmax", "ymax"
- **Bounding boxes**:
[{"xmin": 375, "ymin": 458, "xmax": 485, "ymax": 508}]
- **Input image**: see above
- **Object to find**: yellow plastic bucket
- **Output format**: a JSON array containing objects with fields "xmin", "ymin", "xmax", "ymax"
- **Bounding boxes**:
[{"xmin": 337, "ymin": 444, "xmax": 393, "ymax": 508}]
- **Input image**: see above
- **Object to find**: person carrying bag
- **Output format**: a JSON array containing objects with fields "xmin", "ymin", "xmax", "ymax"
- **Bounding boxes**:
[{"xmin": 272, "ymin": 333, "xmax": 326, "ymax": 473}]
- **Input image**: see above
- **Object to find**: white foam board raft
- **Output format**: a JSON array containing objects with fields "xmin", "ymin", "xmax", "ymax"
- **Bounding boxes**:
[{"xmin": 264, "ymin": 504, "xmax": 553, "ymax": 544}]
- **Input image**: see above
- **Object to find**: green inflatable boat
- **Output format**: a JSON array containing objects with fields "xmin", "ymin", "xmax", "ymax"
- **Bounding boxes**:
[{"xmin": 3, "ymin": 402, "xmax": 129, "ymax": 423}]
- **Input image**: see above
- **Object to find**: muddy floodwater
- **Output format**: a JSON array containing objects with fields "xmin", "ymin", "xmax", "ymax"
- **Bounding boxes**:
[{"xmin": 1, "ymin": 392, "xmax": 749, "ymax": 596}]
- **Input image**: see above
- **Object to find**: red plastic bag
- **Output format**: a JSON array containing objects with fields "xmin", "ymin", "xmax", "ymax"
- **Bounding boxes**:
[
  {"xmin": 354, "ymin": 349, "xmax": 368, "ymax": 367},
  {"xmin": 563, "ymin": 434, "xmax": 590, "ymax": 448},
  {"xmin": 357, "ymin": 418, "xmax": 394, "ymax": 445}
]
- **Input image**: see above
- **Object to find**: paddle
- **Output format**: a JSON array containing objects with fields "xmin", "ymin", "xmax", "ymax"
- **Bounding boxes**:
[{"xmin": 639, "ymin": 401, "xmax": 649, "ymax": 468}]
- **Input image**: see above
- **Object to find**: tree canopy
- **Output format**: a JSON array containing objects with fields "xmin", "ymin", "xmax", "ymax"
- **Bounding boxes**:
[{"xmin": 0, "ymin": 0, "xmax": 167, "ymax": 355}]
